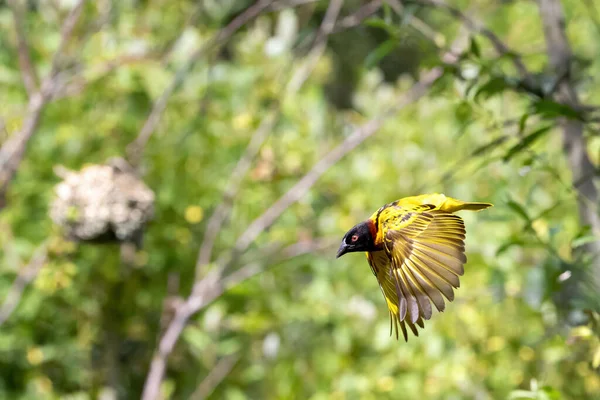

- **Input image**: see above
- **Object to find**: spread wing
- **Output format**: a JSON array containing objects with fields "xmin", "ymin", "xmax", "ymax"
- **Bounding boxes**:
[{"xmin": 368, "ymin": 205, "xmax": 467, "ymax": 341}]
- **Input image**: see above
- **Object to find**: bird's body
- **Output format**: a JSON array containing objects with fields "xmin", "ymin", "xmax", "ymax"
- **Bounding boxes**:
[{"xmin": 336, "ymin": 193, "xmax": 492, "ymax": 341}]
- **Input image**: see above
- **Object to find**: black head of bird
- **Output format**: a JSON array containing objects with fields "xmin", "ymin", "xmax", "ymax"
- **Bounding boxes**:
[{"xmin": 336, "ymin": 221, "xmax": 376, "ymax": 258}]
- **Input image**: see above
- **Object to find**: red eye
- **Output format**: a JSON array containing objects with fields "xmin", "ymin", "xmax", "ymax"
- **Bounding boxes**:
[{"xmin": 351, "ymin": 234, "xmax": 359, "ymax": 242}]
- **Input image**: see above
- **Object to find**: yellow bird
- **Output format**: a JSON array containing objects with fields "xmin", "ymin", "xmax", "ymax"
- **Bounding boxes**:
[{"xmin": 336, "ymin": 193, "xmax": 492, "ymax": 341}]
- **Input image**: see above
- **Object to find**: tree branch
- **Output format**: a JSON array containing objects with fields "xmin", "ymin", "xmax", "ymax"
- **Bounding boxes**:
[
  {"xmin": 0, "ymin": 0, "xmax": 87, "ymax": 209},
  {"xmin": 195, "ymin": 111, "xmax": 279, "ymax": 279},
  {"xmin": 126, "ymin": 0, "xmax": 275, "ymax": 167},
  {"xmin": 0, "ymin": 243, "xmax": 48, "ymax": 326},
  {"xmin": 7, "ymin": 0, "xmax": 38, "ymax": 97},
  {"xmin": 410, "ymin": 0, "xmax": 537, "ymax": 87},
  {"xmin": 47, "ymin": 0, "xmax": 86, "ymax": 81},
  {"xmin": 333, "ymin": 0, "xmax": 383, "ymax": 33},
  {"xmin": 287, "ymin": 0, "xmax": 345, "ymax": 93},
  {"xmin": 51, "ymin": 53, "xmax": 160, "ymax": 100},
  {"xmin": 190, "ymin": 354, "xmax": 241, "ymax": 400},
  {"xmin": 537, "ymin": 0, "xmax": 600, "ymax": 305},
  {"xmin": 221, "ymin": 238, "xmax": 337, "ymax": 289}
]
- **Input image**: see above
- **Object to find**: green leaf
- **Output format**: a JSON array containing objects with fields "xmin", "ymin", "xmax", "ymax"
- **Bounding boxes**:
[
  {"xmin": 503, "ymin": 126, "xmax": 552, "ymax": 162},
  {"xmin": 507, "ymin": 199, "xmax": 531, "ymax": 221},
  {"xmin": 531, "ymin": 99, "xmax": 582, "ymax": 120},
  {"xmin": 363, "ymin": 18, "xmax": 400, "ymax": 37},
  {"xmin": 571, "ymin": 235, "xmax": 599, "ymax": 248},
  {"xmin": 509, "ymin": 390, "xmax": 537, "ymax": 399},
  {"xmin": 469, "ymin": 36, "xmax": 481, "ymax": 58},
  {"xmin": 364, "ymin": 39, "xmax": 398, "ymax": 69},
  {"xmin": 470, "ymin": 135, "xmax": 509, "ymax": 157},
  {"xmin": 454, "ymin": 101, "xmax": 473, "ymax": 124},
  {"xmin": 496, "ymin": 238, "xmax": 527, "ymax": 256},
  {"xmin": 475, "ymin": 76, "xmax": 513, "ymax": 100},
  {"xmin": 593, "ymin": 346, "xmax": 600, "ymax": 369},
  {"xmin": 518, "ymin": 113, "xmax": 530, "ymax": 134},
  {"xmin": 540, "ymin": 386, "xmax": 562, "ymax": 400}
]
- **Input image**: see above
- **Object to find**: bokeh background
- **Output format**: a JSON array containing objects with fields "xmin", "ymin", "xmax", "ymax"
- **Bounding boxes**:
[{"xmin": 1, "ymin": 0, "xmax": 600, "ymax": 399}]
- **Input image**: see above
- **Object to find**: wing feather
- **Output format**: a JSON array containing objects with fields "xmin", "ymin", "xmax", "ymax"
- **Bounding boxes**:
[
  {"xmin": 402, "ymin": 265, "xmax": 433, "ymax": 320},
  {"xmin": 395, "ymin": 268, "xmax": 420, "ymax": 324},
  {"xmin": 369, "ymin": 207, "xmax": 468, "ymax": 341}
]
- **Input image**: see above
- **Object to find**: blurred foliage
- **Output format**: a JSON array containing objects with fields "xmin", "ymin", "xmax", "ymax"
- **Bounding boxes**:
[{"xmin": 1, "ymin": 0, "xmax": 600, "ymax": 399}]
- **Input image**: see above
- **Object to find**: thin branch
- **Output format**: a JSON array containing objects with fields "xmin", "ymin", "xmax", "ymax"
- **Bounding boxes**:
[
  {"xmin": 51, "ymin": 53, "xmax": 160, "ymax": 100},
  {"xmin": 0, "ymin": 0, "xmax": 87, "ymax": 208},
  {"xmin": 126, "ymin": 0, "xmax": 275, "ymax": 167},
  {"xmin": 0, "ymin": 244, "xmax": 48, "ymax": 326},
  {"xmin": 7, "ymin": 0, "xmax": 38, "ymax": 96},
  {"xmin": 222, "ymin": 238, "xmax": 337, "ymax": 288},
  {"xmin": 190, "ymin": 354, "xmax": 240, "ymax": 400},
  {"xmin": 333, "ymin": 0, "xmax": 383, "ymax": 32},
  {"xmin": 287, "ymin": 0, "xmax": 345, "ymax": 93},
  {"xmin": 0, "ymin": 92, "xmax": 45, "ymax": 208},
  {"xmin": 409, "ymin": 0, "xmax": 534, "ymax": 82},
  {"xmin": 385, "ymin": 0, "xmax": 444, "ymax": 46},
  {"xmin": 195, "ymin": 111, "xmax": 279, "ymax": 279},
  {"xmin": 46, "ymin": 0, "xmax": 86, "ymax": 82},
  {"xmin": 267, "ymin": 0, "xmax": 319, "ymax": 12}
]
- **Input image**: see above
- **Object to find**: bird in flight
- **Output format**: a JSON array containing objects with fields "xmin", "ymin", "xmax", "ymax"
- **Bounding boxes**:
[{"xmin": 336, "ymin": 193, "xmax": 492, "ymax": 341}]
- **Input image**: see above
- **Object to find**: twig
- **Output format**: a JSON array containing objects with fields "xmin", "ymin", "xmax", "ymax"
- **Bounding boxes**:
[
  {"xmin": 190, "ymin": 354, "xmax": 241, "ymax": 400},
  {"xmin": 126, "ymin": 0, "xmax": 275, "ymax": 167},
  {"xmin": 333, "ymin": 0, "xmax": 384, "ymax": 32},
  {"xmin": 0, "ymin": 0, "xmax": 87, "ymax": 208},
  {"xmin": 267, "ymin": 0, "xmax": 319, "ymax": 12},
  {"xmin": 385, "ymin": 0, "xmax": 444, "ymax": 46},
  {"xmin": 0, "ymin": 92, "xmax": 46, "ymax": 204},
  {"xmin": 195, "ymin": 111, "xmax": 279, "ymax": 279},
  {"xmin": 46, "ymin": 0, "xmax": 86, "ymax": 82},
  {"xmin": 7, "ymin": 0, "xmax": 38, "ymax": 96},
  {"xmin": 51, "ymin": 53, "xmax": 159, "ymax": 100},
  {"xmin": 409, "ymin": 0, "xmax": 534, "ymax": 82},
  {"xmin": 0, "ymin": 244, "xmax": 48, "ymax": 326},
  {"xmin": 222, "ymin": 238, "xmax": 337, "ymax": 288},
  {"xmin": 287, "ymin": 0, "xmax": 345, "ymax": 93},
  {"xmin": 158, "ymin": 273, "xmax": 182, "ymax": 337}
]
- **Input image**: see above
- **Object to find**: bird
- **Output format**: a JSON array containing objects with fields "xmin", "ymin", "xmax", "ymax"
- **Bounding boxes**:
[{"xmin": 336, "ymin": 193, "xmax": 492, "ymax": 341}]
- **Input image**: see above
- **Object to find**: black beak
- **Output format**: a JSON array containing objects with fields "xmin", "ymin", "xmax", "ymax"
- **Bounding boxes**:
[{"xmin": 336, "ymin": 242, "xmax": 349, "ymax": 258}]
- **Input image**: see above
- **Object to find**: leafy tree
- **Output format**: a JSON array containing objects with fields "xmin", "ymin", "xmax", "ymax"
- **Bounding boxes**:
[{"xmin": 0, "ymin": 0, "xmax": 599, "ymax": 399}]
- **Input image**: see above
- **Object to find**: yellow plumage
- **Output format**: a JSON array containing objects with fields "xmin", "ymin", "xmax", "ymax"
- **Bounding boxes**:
[{"xmin": 337, "ymin": 193, "xmax": 492, "ymax": 341}]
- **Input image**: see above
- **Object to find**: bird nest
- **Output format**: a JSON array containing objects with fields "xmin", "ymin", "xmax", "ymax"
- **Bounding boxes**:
[{"xmin": 50, "ymin": 158, "xmax": 155, "ymax": 243}]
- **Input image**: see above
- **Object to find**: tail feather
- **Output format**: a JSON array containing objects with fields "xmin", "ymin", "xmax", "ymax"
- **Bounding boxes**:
[
  {"xmin": 395, "ymin": 193, "xmax": 493, "ymax": 213},
  {"xmin": 459, "ymin": 202, "xmax": 493, "ymax": 211}
]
